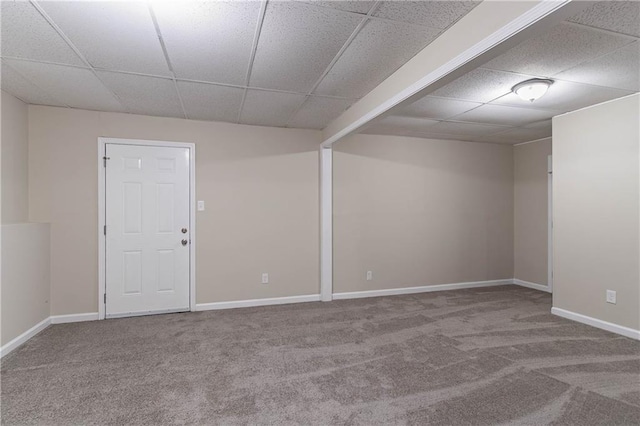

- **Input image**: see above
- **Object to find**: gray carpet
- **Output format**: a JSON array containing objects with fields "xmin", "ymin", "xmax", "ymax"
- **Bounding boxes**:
[{"xmin": 2, "ymin": 286, "xmax": 639, "ymax": 425}]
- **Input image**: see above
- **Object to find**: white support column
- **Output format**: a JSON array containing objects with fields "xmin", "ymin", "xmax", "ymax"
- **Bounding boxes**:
[{"xmin": 320, "ymin": 147, "xmax": 333, "ymax": 301}]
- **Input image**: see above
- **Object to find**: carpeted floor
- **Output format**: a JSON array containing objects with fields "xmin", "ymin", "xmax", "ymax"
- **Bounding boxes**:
[{"xmin": 2, "ymin": 285, "xmax": 639, "ymax": 425}]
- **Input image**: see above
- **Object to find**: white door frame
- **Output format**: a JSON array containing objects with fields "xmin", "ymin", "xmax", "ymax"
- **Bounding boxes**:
[
  {"xmin": 547, "ymin": 154, "xmax": 553, "ymax": 292},
  {"xmin": 98, "ymin": 137, "xmax": 196, "ymax": 320}
]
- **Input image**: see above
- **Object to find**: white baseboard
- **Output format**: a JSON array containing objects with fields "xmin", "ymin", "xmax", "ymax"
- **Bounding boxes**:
[
  {"xmin": 0, "ymin": 280, "xmax": 556, "ymax": 359},
  {"xmin": 332, "ymin": 279, "xmax": 513, "ymax": 300},
  {"xmin": 0, "ymin": 317, "xmax": 51, "ymax": 358},
  {"xmin": 50, "ymin": 312, "xmax": 99, "ymax": 324},
  {"xmin": 513, "ymin": 279, "xmax": 551, "ymax": 293},
  {"xmin": 551, "ymin": 307, "xmax": 640, "ymax": 340},
  {"xmin": 195, "ymin": 294, "xmax": 321, "ymax": 311}
]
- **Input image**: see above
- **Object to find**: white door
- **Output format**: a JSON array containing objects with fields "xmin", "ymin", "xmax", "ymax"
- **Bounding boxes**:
[{"xmin": 105, "ymin": 143, "xmax": 190, "ymax": 317}]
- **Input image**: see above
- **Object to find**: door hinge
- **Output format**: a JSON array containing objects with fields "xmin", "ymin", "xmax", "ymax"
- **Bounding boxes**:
[
  {"xmin": 103, "ymin": 156, "xmax": 110, "ymax": 167},
  {"xmin": 104, "ymin": 225, "xmax": 107, "ymax": 235},
  {"xmin": 103, "ymin": 293, "xmax": 106, "ymax": 304}
]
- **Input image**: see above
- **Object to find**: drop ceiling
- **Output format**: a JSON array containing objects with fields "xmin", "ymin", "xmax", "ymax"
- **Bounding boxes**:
[
  {"xmin": 2, "ymin": 1, "xmax": 638, "ymax": 145},
  {"xmin": 0, "ymin": 0, "xmax": 480, "ymax": 129},
  {"xmin": 366, "ymin": 1, "xmax": 640, "ymax": 144}
]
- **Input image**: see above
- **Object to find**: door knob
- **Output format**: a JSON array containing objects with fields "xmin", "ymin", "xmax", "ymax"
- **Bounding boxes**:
[
  {"xmin": 181, "ymin": 239, "xmax": 188, "ymax": 246},
  {"xmin": 181, "ymin": 228, "xmax": 187, "ymax": 234}
]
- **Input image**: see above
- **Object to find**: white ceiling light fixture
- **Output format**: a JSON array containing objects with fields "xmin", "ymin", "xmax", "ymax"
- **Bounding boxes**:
[{"xmin": 512, "ymin": 79, "xmax": 553, "ymax": 102}]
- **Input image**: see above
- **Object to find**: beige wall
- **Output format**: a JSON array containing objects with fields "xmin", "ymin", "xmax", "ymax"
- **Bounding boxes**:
[
  {"xmin": 333, "ymin": 134, "xmax": 514, "ymax": 292},
  {"xmin": 1, "ymin": 91, "xmax": 29, "ymax": 223},
  {"xmin": 1, "ymin": 223, "xmax": 50, "ymax": 346},
  {"xmin": 28, "ymin": 106, "xmax": 321, "ymax": 315},
  {"xmin": 514, "ymin": 139, "xmax": 552, "ymax": 285},
  {"xmin": 553, "ymin": 94, "xmax": 639, "ymax": 330},
  {"xmin": 1, "ymin": 93, "xmax": 51, "ymax": 347}
]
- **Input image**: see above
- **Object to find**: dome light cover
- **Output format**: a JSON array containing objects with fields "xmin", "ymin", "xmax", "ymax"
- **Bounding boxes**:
[{"xmin": 512, "ymin": 79, "xmax": 553, "ymax": 102}]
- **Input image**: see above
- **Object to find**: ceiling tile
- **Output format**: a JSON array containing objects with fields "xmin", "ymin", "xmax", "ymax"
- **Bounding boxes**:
[
  {"xmin": 426, "ymin": 121, "xmax": 510, "ymax": 137},
  {"xmin": 6, "ymin": 60, "xmax": 122, "ymax": 112},
  {"xmin": 491, "ymin": 79, "xmax": 634, "ymax": 113},
  {"xmin": 288, "ymin": 96, "xmax": 353, "ymax": 129},
  {"xmin": 401, "ymin": 131, "xmax": 479, "ymax": 142},
  {"xmin": 478, "ymin": 132, "xmax": 532, "ymax": 144},
  {"xmin": 482, "ymin": 23, "xmax": 634, "ymax": 77},
  {"xmin": 429, "ymin": 69, "xmax": 534, "ymax": 103},
  {"xmin": 554, "ymin": 42, "xmax": 640, "ymax": 92},
  {"xmin": 373, "ymin": 1, "xmax": 480, "ymax": 29},
  {"xmin": 479, "ymin": 121, "xmax": 552, "ymax": 145},
  {"xmin": 177, "ymin": 81, "xmax": 244, "ymax": 123},
  {"xmin": 361, "ymin": 125, "xmax": 410, "ymax": 137},
  {"xmin": 524, "ymin": 119, "xmax": 553, "ymax": 130},
  {"xmin": 400, "ymin": 96, "xmax": 481, "ymax": 119},
  {"xmin": 362, "ymin": 115, "xmax": 439, "ymax": 136},
  {"xmin": 568, "ymin": 1, "xmax": 640, "ymax": 38},
  {"xmin": 249, "ymin": 1, "xmax": 362, "ymax": 92},
  {"xmin": 153, "ymin": 1, "xmax": 261, "ymax": 85},
  {"xmin": 451, "ymin": 104, "xmax": 558, "ymax": 127},
  {"xmin": 240, "ymin": 90, "xmax": 307, "ymax": 128},
  {"xmin": 314, "ymin": 19, "xmax": 440, "ymax": 99},
  {"xmin": 39, "ymin": 1, "xmax": 170, "ymax": 76},
  {"xmin": 97, "ymin": 71, "xmax": 182, "ymax": 118},
  {"xmin": 0, "ymin": 1, "xmax": 84, "ymax": 66},
  {"xmin": 1, "ymin": 61, "xmax": 64, "ymax": 107},
  {"xmin": 304, "ymin": 1, "xmax": 376, "ymax": 15}
]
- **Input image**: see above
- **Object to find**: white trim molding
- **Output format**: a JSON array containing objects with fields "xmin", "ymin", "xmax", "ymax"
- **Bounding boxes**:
[
  {"xmin": 551, "ymin": 307, "xmax": 640, "ymax": 340},
  {"xmin": 1, "ymin": 313, "xmax": 101, "ymax": 358},
  {"xmin": 547, "ymin": 154, "xmax": 553, "ymax": 292},
  {"xmin": 513, "ymin": 279, "xmax": 551, "ymax": 293},
  {"xmin": 51, "ymin": 313, "xmax": 100, "ymax": 324},
  {"xmin": 0, "ymin": 317, "xmax": 51, "ymax": 358},
  {"xmin": 333, "ymin": 279, "xmax": 513, "ymax": 300},
  {"xmin": 513, "ymin": 137, "xmax": 552, "ymax": 147},
  {"xmin": 195, "ymin": 294, "xmax": 321, "ymax": 311}
]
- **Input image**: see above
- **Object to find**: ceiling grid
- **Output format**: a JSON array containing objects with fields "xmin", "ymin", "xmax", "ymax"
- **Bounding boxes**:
[
  {"xmin": 148, "ymin": 4, "xmax": 188, "ymax": 119},
  {"xmin": 236, "ymin": 0, "xmax": 269, "ymax": 124},
  {"xmin": 27, "ymin": 0, "xmax": 129, "ymax": 113},
  {"xmin": 1, "ymin": 0, "xmax": 637, "ymax": 143},
  {"xmin": 367, "ymin": 1, "xmax": 639, "ymax": 144},
  {"xmin": 1, "ymin": 0, "xmax": 479, "ymax": 127},
  {"xmin": 2, "ymin": 60, "xmax": 68, "ymax": 107},
  {"xmin": 284, "ymin": 1, "xmax": 381, "ymax": 128}
]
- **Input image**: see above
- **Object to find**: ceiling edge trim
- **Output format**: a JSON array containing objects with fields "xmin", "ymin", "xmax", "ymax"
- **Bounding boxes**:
[{"xmin": 513, "ymin": 136, "xmax": 552, "ymax": 147}]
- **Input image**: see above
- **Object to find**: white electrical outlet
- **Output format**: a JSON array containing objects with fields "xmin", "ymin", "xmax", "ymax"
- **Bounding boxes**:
[
  {"xmin": 366, "ymin": 271, "xmax": 373, "ymax": 281},
  {"xmin": 606, "ymin": 290, "xmax": 616, "ymax": 304},
  {"xmin": 261, "ymin": 273, "xmax": 269, "ymax": 284},
  {"xmin": 197, "ymin": 200, "xmax": 205, "ymax": 211}
]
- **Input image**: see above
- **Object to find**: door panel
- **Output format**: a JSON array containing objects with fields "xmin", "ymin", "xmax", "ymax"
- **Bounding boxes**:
[{"xmin": 105, "ymin": 143, "xmax": 190, "ymax": 317}]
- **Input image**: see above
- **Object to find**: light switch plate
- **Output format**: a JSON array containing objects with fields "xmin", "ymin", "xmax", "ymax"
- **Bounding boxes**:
[{"xmin": 197, "ymin": 200, "xmax": 205, "ymax": 211}]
